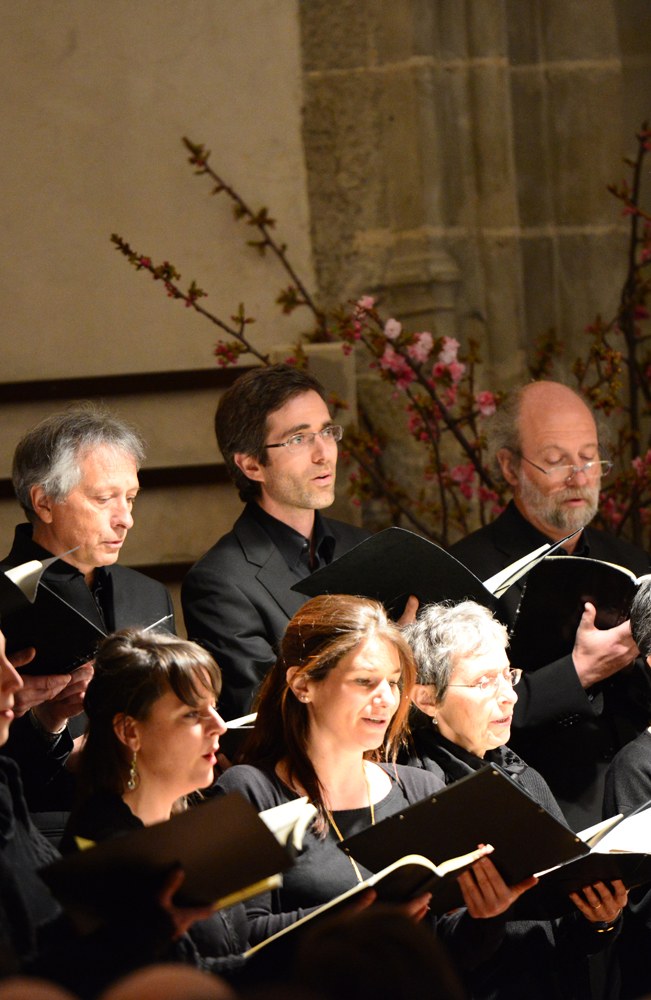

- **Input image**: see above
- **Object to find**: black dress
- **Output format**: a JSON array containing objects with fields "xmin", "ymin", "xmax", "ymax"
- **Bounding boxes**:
[
  {"xmin": 604, "ymin": 729, "xmax": 651, "ymax": 999},
  {"xmin": 215, "ymin": 762, "xmax": 506, "ymax": 972},
  {"xmin": 62, "ymin": 789, "xmax": 250, "ymax": 962},
  {"xmin": 0, "ymin": 755, "xmax": 204, "ymax": 998},
  {"xmin": 406, "ymin": 728, "xmax": 619, "ymax": 1000}
]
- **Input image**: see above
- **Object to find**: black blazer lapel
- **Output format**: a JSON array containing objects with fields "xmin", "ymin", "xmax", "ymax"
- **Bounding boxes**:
[{"xmin": 233, "ymin": 508, "xmax": 308, "ymax": 621}]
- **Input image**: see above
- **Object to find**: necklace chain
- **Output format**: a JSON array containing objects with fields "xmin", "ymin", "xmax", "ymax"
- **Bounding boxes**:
[{"xmin": 325, "ymin": 764, "xmax": 375, "ymax": 884}]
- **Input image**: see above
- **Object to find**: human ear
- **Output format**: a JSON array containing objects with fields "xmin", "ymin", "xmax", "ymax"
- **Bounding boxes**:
[
  {"xmin": 233, "ymin": 453, "xmax": 266, "ymax": 483},
  {"xmin": 286, "ymin": 667, "xmax": 311, "ymax": 704},
  {"xmin": 113, "ymin": 713, "xmax": 140, "ymax": 751},
  {"xmin": 30, "ymin": 486, "xmax": 55, "ymax": 524},
  {"xmin": 411, "ymin": 684, "xmax": 439, "ymax": 718},
  {"xmin": 496, "ymin": 448, "xmax": 520, "ymax": 488}
]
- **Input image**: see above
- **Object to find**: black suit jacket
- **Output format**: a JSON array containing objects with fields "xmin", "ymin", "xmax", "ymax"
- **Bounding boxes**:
[
  {"xmin": 1, "ymin": 524, "xmax": 175, "ymax": 816},
  {"xmin": 182, "ymin": 505, "xmax": 369, "ymax": 720},
  {"xmin": 450, "ymin": 501, "xmax": 651, "ymax": 829}
]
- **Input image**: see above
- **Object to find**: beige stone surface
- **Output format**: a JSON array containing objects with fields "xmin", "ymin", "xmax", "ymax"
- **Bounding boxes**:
[{"xmin": 0, "ymin": 0, "xmax": 315, "ymax": 382}]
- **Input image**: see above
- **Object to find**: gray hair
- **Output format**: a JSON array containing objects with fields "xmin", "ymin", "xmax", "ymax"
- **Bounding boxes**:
[
  {"xmin": 486, "ymin": 380, "xmax": 610, "ymax": 486},
  {"xmin": 404, "ymin": 601, "xmax": 508, "ymax": 705},
  {"xmin": 12, "ymin": 404, "xmax": 146, "ymax": 522},
  {"xmin": 631, "ymin": 578, "xmax": 651, "ymax": 660}
]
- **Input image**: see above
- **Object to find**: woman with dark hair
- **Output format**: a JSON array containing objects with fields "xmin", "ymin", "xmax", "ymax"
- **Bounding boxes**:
[
  {"xmin": 216, "ymin": 594, "xmax": 534, "ymax": 958},
  {"xmin": 0, "ymin": 624, "xmax": 235, "ymax": 998},
  {"xmin": 62, "ymin": 628, "xmax": 249, "ymax": 963}
]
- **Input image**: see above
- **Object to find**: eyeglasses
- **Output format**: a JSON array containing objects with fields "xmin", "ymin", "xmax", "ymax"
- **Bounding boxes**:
[
  {"xmin": 515, "ymin": 453, "xmax": 612, "ymax": 484},
  {"xmin": 266, "ymin": 424, "xmax": 343, "ymax": 454},
  {"xmin": 447, "ymin": 667, "xmax": 522, "ymax": 696}
]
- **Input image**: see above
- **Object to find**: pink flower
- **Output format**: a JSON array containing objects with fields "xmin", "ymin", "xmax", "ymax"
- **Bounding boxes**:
[
  {"xmin": 356, "ymin": 295, "xmax": 375, "ymax": 311},
  {"xmin": 451, "ymin": 463, "xmax": 475, "ymax": 485},
  {"xmin": 407, "ymin": 332, "xmax": 433, "ymax": 364},
  {"xmin": 632, "ymin": 456, "xmax": 644, "ymax": 476},
  {"xmin": 384, "ymin": 318, "xmax": 402, "ymax": 340},
  {"xmin": 438, "ymin": 337, "xmax": 460, "ymax": 365},
  {"xmin": 476, "ymin": 390, "xmax": 497, "ymax": 417},
  {"xmin": 448, "ymin": 360, "xmax": 466, "ymax": 383},
  {"xmin": 431, "ymin": 362, "xmax": 446, "ymax": 379}
]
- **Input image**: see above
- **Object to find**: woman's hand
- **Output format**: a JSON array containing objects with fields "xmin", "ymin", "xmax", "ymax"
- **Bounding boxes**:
[
  {"xmin": 343, "ymin": 887, "xmax": 431, "ymax": 923},
  {"xmin": 157, "ymin": 868, "xmax": 214, "ymax": 940},
  {"xmin": 399, "ymin": 891, "xmax": 432, "ymax": 922},
  {"xmin": 457, "ymin": 855, "xmax": 537, "ymax": 919},
  {"xmin": 570, "ymin": 879, "xmax": 628, "ymax": 925}
]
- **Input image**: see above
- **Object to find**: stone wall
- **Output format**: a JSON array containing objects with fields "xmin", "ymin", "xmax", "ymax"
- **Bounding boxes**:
[{"xmin": 299, "ymin": 0, "xmax": 651, "ymax": 388}]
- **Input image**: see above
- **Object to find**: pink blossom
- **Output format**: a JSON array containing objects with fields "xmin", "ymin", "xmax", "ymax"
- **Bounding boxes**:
[
  {"xmin": 448, "ymin": 360, "xmax": 466, "ymax": 384},
  {"xmin": 379, "ymin": 346, "xmax": 415, "ymax": 388},
  {"xmin": 459, "ymin": 482, "xmax": 474, "ymax": 500},
  {"xmin": 476, "ymin": 390, "xmax": 497, "ymax": 417},
  {"xmin": 451, "ymin": 463, "xmax": 475, "ymax": 485},
  {"xmin": 356, "ymin": 295, "xmax": 375, "ymax": 311},
  {"xmin": 431, "ymin": 362, "xmax": 446, "ymax": 379},
  {"xmin": 444, "ymin": 386, "xmax": 458, "ymax": 406},
  {"xmin": 380, "ymin": 346, "xmax": 401, "ymax": 372},
  {"xmin": 407, "ymin": 332, "xmax": 433, "ymax": 364},
  {"xmin": 632, "ymin": 456, "xmax": 644, "ymax": 476},
  {"xmin": 478, "ymin": 487, "xmax": 499, "ymax": 504},
  {"xmin": 438, "ymin": 337, "xmax": 460, "ymax": 365},
  {"xmin": 384, "ymin": 318, "xmax": 402, "ymax": 340}
]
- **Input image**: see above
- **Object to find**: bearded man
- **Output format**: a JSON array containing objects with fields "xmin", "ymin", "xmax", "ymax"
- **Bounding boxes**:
[{"xmin": 450, "ymin": 381, "xmax": 651, "ymax": 828}]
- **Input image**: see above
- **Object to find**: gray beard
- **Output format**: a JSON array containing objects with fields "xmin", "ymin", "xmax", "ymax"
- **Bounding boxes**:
[{"xmin": 518, "ymin": 475, "xmax": 599, "ymax": 533}]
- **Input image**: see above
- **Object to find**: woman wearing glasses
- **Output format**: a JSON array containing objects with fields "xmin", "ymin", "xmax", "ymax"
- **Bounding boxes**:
[{"xmin": 406, "ymin": 601, "xmax": 628, "ymax": 1000}]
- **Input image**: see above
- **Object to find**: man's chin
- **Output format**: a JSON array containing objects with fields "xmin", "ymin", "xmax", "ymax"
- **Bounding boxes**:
[
  {"xmin": 310, "ymin": 487, "xmax": 336, "ymax": 509},
  {"xmin": 547, "ymin": 501, "xmax": 598, "ymax": 533}
]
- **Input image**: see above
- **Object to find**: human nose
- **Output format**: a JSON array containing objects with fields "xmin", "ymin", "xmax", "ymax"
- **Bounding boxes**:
[
  {"xmin": 207, "ymin": 706, "xmax": 227, "ymax": 736},
  {"xmin": 564, "ymin": 462, "xmax": 593, "ymax": 485},
  {"xmin": 112, "ymin": 496, "xmax": 134, "ymax": 530},
  {"xmin": 373, "ymin": 679, "xmax": 397, "ymax": 708},
  {"xmin": 496, "ymin": 675, "xmax": 518, "ymax": 705},
  {"xmin": 0, "ymin": 631, "xmax": 23, "ymax": 695},
  {"xmin": 310, "ymin": 431, "xmax": 328, "ymax": 461}
]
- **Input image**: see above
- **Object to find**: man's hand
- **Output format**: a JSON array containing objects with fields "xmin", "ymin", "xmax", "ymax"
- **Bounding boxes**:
[
  {"xmin": 31, "ymin": 662, "xmax": 94, "ymax": 734},
  {"xmin": 572, "ymin": 603, "xmax": 640, "ymax": 689},
  {"xmin": 11, "ymin": 645, "xmax": 71, "ymax": 718},
  {"xmin": 398, "ymin": 596, "xmax": 419, "ymax": 627},
  {"xmin": 570, "ymin": 878, "xmax": 628, "ymax": 925}
]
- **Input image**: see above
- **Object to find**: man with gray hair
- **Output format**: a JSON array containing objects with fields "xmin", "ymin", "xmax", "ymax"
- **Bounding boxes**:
[
  {"xmin": 449, "ymin": 380, "xmax": 651, "ymax": 828},
  {"xmin": 1, "ymin": 405, "xmax": 174, "ymax": 826}
]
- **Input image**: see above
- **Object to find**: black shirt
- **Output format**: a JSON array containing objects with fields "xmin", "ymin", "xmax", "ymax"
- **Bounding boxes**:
[{"xmin": 248, "ymin": 504, "xmax": 335, "ymax": 580}]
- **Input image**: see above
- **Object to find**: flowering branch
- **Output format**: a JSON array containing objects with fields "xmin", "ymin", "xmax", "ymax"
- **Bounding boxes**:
[
  {"xmin": 110, "ymin": 235, "xmax": 271, "ymax": 367},
  {"xmin": 182, "ymin": 138, "xmax": 328, "ymax": 336}
]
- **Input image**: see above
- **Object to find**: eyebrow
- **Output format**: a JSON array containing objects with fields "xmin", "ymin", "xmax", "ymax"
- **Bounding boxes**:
[{"xmin": 276, "ymin": 418, "xmax": 334, "ymax": 438}]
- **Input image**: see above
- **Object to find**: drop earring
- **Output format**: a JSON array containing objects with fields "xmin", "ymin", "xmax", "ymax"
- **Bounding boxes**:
[{"xmin": 127, "ymin": 751, "xmax": 139, "ymax": 791}]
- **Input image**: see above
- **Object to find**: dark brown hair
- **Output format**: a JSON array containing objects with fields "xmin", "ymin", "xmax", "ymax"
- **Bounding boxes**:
[
  {"xmin": 240, "ymin": 595, "xmax": 416, "ymax": 831},
  {"xmin": 76, "ymin": 628, "xmax": 222, "ymax": 801},
  {"xmin": 215, "ymin": 363, "xmax": 328, "ymax": 502}
]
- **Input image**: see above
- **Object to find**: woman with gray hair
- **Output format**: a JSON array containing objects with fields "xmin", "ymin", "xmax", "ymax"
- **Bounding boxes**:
[{"xmin": 405, "ymin": 601, "xmax": 628, "ymax": 1000}]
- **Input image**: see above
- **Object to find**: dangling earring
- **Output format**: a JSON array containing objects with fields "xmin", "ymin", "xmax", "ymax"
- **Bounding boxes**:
[
  {"xmin": 127, "ymin": 751, "xmax": 138, "ymax": 791},
  {"xmin": 431, "ymin": 714, "xmax": 438, "ymax": 726}
]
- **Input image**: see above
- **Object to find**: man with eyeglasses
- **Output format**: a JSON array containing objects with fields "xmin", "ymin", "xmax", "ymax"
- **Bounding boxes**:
[
  {"xmin": 182, "ymin": 364, "xmax": 370, "ymax": 720},
  {"xmin": 450, "ymin": 380, "xmax": 651, "ymax": 828}
]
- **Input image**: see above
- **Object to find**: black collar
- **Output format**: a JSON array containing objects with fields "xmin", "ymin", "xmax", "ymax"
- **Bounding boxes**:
[
  {"xmin": 500, "ymin": 501, "xmax": 592, "ymax": 558},
  {"xmin": 246, "ymin": 503, "xmax": 335, "ymax": 578},
  {"xmin": 413, "ymin": 726, "xmax": 527, "ymax": 780}
]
